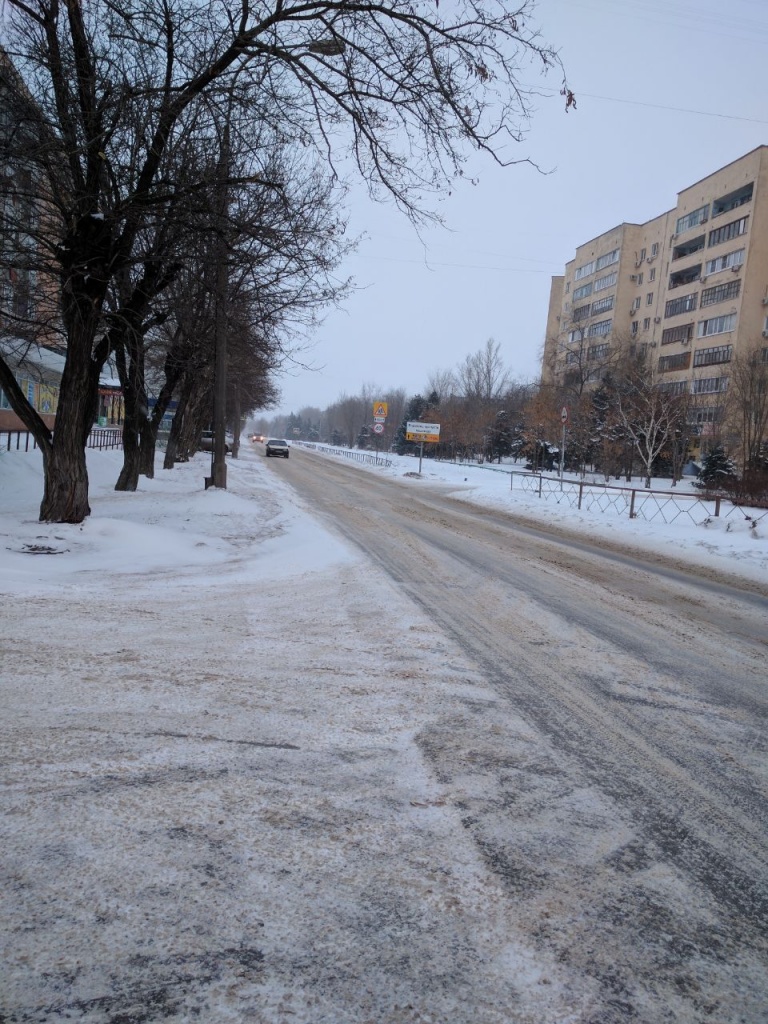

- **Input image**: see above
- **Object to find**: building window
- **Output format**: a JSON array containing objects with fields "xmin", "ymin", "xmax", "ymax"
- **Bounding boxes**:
[
  {"xmin": 573, "ymin": 304, "xmax": 591, "ymax": 321},
  {"xmin": 649, "ymin": 267, "xmax": 656, "ymax": 282},
  {"xmin": 575, "ymin": 259, "xmax": 596, "ymax": 281},
  {"xmin": 692, "ymin": 376, "xmax": 729, "ymax": 395},
  {"xmin": 565, "ymin": 350, "xmax": 579, "ymax": 365},
  {"xmin": 693, "ymin": 344, "xmax": 732, "ymax": 367},
  {"xmin": 698, "ymin": 313, "xmax": 736, "ymax": 338},
  {"xmin": 587, "ymin": 343, "xmax": 609, "ymax": 361},
  {"xmin": 676, "ymin": 205, "xmax": 709, "ymax": 235},
  {"xmin": 708, "ymin": 216, "xmax": 748, "ymax": 248},
  {"xmin": 651, "ymin": 242, "xmax": 659, "ymax": 257},
  {"xmin": 595, "ymin": 249, "xmax": 620, "ymax": 271},
  {"xmin": 691, "ymin": 405, "xmax": 723, "ymax": 424},
  {"xmin": 705, "ymin": 248, "xmax": 744, "ymax": 275},
  {"xmin": 672, "ymin": 235, "xmax": 705, "ymax": 261},
  {"xmin": 565, "ymin": 282, "xmax": 570, "ymax": 294},
  {"xmin": 700, "ymin": 280, "xmax": 740, "ymax": 307},
  {"xmin": 669, "ymin": 264, "xmax": 701, "ymax": 290},
  {"xmin": 594, "ymin": 271, "xmax": 618, "ymax": 292},
  {"xmin": 639, "ymin": 248, "xmax": 646, "ymax": 261},
  {"xmin": 588, "ymin": 318, "xmax": 612, "ymax": 337},
  {"xmin": 636, "ymin": 271, "xmax": 644, "ymax": 285},
  {"xmin": 631, "ymin": 321, "xmax": 638, "ymax": 335},
  {"xmin": 665, "ymin": 292, "xmax": 698, "ymax": 318},
  {"xmin": 658, "ymin": 352, "xmax": 692, "ymax": 372},
  {"xmin": 660, "ymin": 380, "xmax": 688, "ymax": 396},
  {"xmin": 661, "ymin": 323, "xmax": 694, "ymax": 346},
  {"xmin": 643, "ymin": 317, "xmax": 651, "ymax": 331},
  {"xmin": 591, "ymin": 295, "xmax": 614, "ymax": 315},
  {"xmin": 632, "ymin": 297, "xmax": 641, "ymax": 311},
  {"xmin": 573, "ymin": 282, "xmax": 592, "ymax": 300},
  {"xmin": 712, "ymin": 182, "xmax": 753, "ymax": 217},
  {"xmin": 646, "ymin": 292, "xmax": 654, "ymax": 305}
]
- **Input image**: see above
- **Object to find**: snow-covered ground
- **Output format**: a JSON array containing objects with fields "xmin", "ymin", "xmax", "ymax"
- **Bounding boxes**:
[{"xmin": 0, "ymin": 442, "xmax": 766, "ymax": 1022}]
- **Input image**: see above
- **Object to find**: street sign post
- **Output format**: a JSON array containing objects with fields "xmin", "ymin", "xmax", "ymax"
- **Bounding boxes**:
[{"xmin": 405, "ymin": 421, "xmax": 440, "ymax": 473}]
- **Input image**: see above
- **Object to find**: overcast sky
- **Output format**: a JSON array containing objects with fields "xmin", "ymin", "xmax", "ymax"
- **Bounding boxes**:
[{"xmin": 273, "ymin": 0, "xmax": 768, "ymax": 416}]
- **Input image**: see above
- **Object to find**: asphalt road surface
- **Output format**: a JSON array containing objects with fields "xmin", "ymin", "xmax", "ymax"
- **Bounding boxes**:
[{"xmin": 273, "ymin": 447, "xmax": 768, "ymax": 1024}]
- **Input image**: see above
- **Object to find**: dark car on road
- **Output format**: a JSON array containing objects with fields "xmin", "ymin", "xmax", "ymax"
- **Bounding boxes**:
[{"xmin": 265, "ymin": 438, "xmax": 290, "ymax": 458}]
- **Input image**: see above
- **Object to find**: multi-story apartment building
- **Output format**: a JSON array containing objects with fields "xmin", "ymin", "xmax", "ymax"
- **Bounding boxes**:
[{"xmin": 542, "ymin": 146, "xmax": 768, "ymax": 449}]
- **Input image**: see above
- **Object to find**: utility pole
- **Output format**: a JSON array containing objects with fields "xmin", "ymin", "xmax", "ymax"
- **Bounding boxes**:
[
  {"xmin": 210, "ymin": 96, "xmax": 231, "ymax": 489},
  {"xmin": 559, "ymin": 405, "xmax": 568, "ymax": 485}
]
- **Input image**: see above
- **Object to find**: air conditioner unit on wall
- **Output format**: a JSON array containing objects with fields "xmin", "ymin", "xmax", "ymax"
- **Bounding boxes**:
[
  {"xmin": 763, "ymin": 329, "xmax": 768, "ymax": 337},
  {"xmin": 762, "ymin": 296, "xmax": 768, "ymax": 305},
  {"xmin": 700, "ymin": 275, "xmax": 707, "ymax": 283},
  {"xmin": 732, "ymin": 265, "xmax": 741, "ymax": 272},
  {"xmin": 630, "ymin": 274, "xmax": 638, "ymax": 281},
  {"xmin": 654, "ymin": 317, "xmax": 661, "ymax": 324}
]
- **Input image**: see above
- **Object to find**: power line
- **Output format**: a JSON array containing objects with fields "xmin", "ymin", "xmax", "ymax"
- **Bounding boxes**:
[
  {"xmin": 575, "ymin": 91, "xmax": 768, "ymax": 126},
  {"xmin": 360, "ymin": 254, "xmax": 557, "ymax": 274}
]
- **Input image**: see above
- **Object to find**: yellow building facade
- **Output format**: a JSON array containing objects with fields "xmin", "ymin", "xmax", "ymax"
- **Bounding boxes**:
[{"xmin": 542, "ymin": 146, "xmax": 768, "ymax": 446}]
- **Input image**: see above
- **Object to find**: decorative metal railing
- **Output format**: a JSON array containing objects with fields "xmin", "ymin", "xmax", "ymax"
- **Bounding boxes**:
[
  {"xmin": 293, "ymin": 441, "xmax": 392, "ymax": 468},
  {"xmin": 1, "ymin": 428, "xmax": 123, "ymax": 453}
]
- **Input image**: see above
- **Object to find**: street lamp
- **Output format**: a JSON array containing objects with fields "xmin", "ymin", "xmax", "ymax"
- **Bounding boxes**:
[
  {"xmin": 306, "ymin": 37, "xmax": 346, "ymax": 57},
  {"xmin": 210, "ymin": 85, "xmax": 237, "ymax": 489}
]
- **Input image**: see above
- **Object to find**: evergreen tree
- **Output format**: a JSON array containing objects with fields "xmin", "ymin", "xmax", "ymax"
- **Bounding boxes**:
[
  {"xmin": 393, "ymin": 394, "xmax": 427, "ymax": 455},
  {"xmin": 487, "ymin": 409, "xmax": 513, "ymax": 463},
  {"xmin": 697, "ymin": 445, "xmax": 737, "ymax": 488}
]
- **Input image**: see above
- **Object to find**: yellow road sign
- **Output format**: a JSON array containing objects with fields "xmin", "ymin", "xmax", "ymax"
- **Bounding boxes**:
[{"xmin": 373, "ymin": 401, "xmax": 388, "ymax": 419}]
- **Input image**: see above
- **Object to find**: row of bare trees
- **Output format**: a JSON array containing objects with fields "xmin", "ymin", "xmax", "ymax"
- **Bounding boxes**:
[
  {"xmin": 0, "ymin": 1, "xmax": 569, "ymax": 523},
  {"xmin": 260, "ymin": 336, "xmax": 768, "ymax": 498}
]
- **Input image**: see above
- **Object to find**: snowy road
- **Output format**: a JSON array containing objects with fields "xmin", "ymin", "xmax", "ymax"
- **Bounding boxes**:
[
  {"xmin": 2, "ymin": 445, "xmax": 767, "ymax": 1024},
  {"xmin": 277, "ymin": 447, "xmax": 768, "ymax": 1022}
]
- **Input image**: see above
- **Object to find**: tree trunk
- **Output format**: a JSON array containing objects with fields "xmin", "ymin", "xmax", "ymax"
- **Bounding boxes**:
[
  {"xmin": 39, "ymin": 323, "xmax": 101, "ymax": 522},
  {"xmin": 139, "ymin": 419, "xmax": 157, "ymax": 478},
  {"xmin": 142, "ymin": 362, "xmax": 182, "ymax": 477},
  {"xmin": 163, "ymin": 377, "xmax": 193, "ymax": 469},
  {"xmin": 115, "ymin": 427, "xmax": 141, "ymax": 491},
  {"xmin": 114, "ymin": 335, "xmax": 148, "ymax": 492}
]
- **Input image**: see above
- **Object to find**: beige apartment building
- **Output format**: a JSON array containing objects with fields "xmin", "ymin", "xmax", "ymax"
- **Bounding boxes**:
[{"xmin": 542, "ymin": 145, "xmax": 768, "ymax": 448}]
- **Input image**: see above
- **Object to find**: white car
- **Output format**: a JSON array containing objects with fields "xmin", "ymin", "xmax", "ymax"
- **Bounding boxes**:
[{"xmin": 265, "ymin": 438, "xmax": 290, "ymax": 458}]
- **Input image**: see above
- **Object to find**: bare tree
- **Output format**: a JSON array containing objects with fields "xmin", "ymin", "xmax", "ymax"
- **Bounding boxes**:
[
  {"xmin": 455, "ymin": 338, "xmax": 511, "ymax": 404},
  {"xmin": 615, "ymin": 354, "xmax": 688, "ymax": 489},
  {"xmin": 1, "ymin": 1, "xmax": 568, "ymax": 521},
  {"xmin": 425, "ymin": 367, "xmax": 457, "ymax": 405},
  {"xmin": 726, "ymin": 342, "xmax": 768, "ymax": 476}
]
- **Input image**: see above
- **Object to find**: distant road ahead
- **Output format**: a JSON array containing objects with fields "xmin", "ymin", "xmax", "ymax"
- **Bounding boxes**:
[{"xmin": 270, "ymin": 446, "xmax": 768, "ymax": 1023}]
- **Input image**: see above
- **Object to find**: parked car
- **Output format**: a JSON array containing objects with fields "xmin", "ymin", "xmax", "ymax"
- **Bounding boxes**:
[
  {"xmin": 265, "ymin": 438, "xmax": 290, "ymax": 458},
  {"xmin": 198, "ymin": 430, "xmax": 232, "ymax": 454}
]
